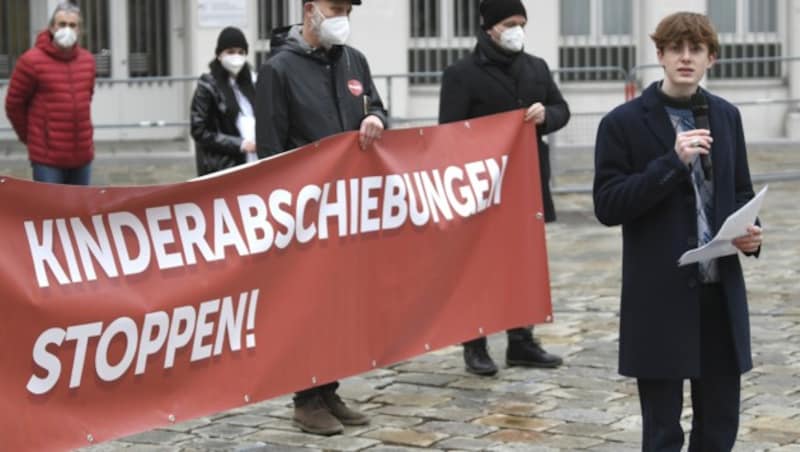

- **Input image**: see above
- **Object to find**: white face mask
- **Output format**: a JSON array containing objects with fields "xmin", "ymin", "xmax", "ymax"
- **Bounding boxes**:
[
  {"xmin": 220, "ymin": 54, "xmax": 247, "ymax": 75},
  {"xmin": 498, "ymin": 25, "xmax": 525, "ymax": 53},
  {"xmin": 312, "ymin": 3, "xmax": 351, "ymax": 48},
  {"xmin": 53, "ymin": 27, "xmax": 78, "ymax": 48}
]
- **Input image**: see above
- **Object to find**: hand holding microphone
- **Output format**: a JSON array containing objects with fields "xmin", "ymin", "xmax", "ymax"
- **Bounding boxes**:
[{"xmin": 675, "ymin": 129, "xmax": 713, "ymax": 166}]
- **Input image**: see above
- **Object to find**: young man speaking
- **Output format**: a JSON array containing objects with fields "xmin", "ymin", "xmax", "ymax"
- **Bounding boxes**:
[{"xmin": 593, "ymin": 12, "xmax": 763, "ymax": 451}]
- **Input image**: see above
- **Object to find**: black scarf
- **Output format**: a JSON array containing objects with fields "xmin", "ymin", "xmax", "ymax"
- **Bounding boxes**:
[
  {"xmin": 473, "ymin": 30, "xmax": 525, "ymax": 98},
  {"xmin": 209, "ymin": 59, "xmax": 256, "ymax": 121},
  {"xmin": 475, "ymin": 29, "xmax": 519, "ymax": 67},
  {"xmin": 655, "ymin": 80, "xmax": 702, "ymax": 109}
]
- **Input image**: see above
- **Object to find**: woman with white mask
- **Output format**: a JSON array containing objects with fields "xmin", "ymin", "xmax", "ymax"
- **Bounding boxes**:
[
  {"xmin": 439, "ymin": 0, "xmax": 570, "ymax": 377},
  {"xmin": 190, "ymin": 27, "xmax": 257, "ymax": 176}
]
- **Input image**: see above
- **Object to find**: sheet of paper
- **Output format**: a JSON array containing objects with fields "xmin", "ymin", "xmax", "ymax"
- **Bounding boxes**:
[{"xmin": 678, "ymin": 185, "xmax": 768, "ymax": 266}]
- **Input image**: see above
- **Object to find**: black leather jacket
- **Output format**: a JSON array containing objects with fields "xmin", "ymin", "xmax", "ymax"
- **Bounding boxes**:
[{"xmin": 190, "ymin": 63, "xmax": 255, "ymax": 176}]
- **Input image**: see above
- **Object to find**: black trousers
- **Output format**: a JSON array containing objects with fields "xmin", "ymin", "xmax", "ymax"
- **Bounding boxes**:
[
  {"xmin": 637, "ymin": 284, "xmax": 741, "ymax": 452},
  {"xmin": 463, "ymin": 326, "xmax": 534, "ymax": 348},
  {"xmin": 294, "ymin": 381, "xmax": 339, "ymax": 406},
  {"xmin": 638, "ymin": 376, "xmax": 740, "ymax": 452}
]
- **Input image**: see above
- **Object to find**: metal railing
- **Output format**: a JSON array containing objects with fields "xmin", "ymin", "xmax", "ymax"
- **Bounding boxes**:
[
  {"xmin": 1, "ymin": 75, "xmax": 198, "ymax": 135},
  {"xmin": 374, "ymin": 66, "xmax": 631, "ymax": 126},
  {"xmin": 3, "ymin": 65, "xmax": 800, "ymax": 192}
]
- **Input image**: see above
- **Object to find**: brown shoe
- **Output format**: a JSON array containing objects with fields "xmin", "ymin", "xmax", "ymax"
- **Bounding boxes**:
[
  {"xmin": 321, "ymin": 390, "xmax": 369, "ymax": 426},
  {"xmin": 292, "ymin": 395, "xmax": 344, "ymax": 435}
]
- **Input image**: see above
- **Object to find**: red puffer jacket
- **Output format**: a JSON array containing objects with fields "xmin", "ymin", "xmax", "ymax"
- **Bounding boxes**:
[{"xmin": 5, "ymin": 29, "xmax": 96, "ymax": 167}]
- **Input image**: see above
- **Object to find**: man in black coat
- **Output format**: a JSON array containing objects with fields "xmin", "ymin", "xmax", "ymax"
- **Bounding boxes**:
[
  {"xmin": 439, "ymin": 0, "xmax": 570, "ymax": 377},
  {"xmin": 593, "ymin": 12, "xmax": 763, "ymax": 451},
  {"xmin": 255, "ymin": 0, "xmax": 386, "ymax": 437},
  {"xmin": 256, "ymin": 1, "xmax": 386, "ymax": 160}
]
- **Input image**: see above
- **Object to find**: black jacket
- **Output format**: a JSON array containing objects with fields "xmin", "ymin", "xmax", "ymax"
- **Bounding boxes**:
[
  {"xmin": 439, "ymin": 31, "xmax": 570, "ymax": 222},
  {"xmin": 594, "ymin": 82, "xmax": 756, "ymax": 378},
  {"xmin": 190, "ymin": 60, "xmax": 256, "ymax": 176},
  {"xmin": 255, "ymin": 25, "xmax": 387, "ymax": 157}
]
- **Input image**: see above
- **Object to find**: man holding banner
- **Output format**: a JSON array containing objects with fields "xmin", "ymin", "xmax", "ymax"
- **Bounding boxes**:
[
  {"xmin": 255, "ymin": 0, "xmax": 387, "ymax": 436},
  {"xmin": 438, "ymin": 0, "xmax": 569, "ymax": 377}
]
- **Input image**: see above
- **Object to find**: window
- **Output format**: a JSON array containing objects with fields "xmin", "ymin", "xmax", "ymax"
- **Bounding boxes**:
[
  {"xmin": 453, "ymin": 0, "xmax": 480, "ymax": 37},
  {"xmin": 560, "ymin": 0, "xmax": 590, "ymax": 36},
  {"xmin": 258, "ymin": 0, "xmax": 292, "ymax": 40},
  {"xmin": 559, "ymin": 0, "xmax": 635, "ymax": 82},
  {"xmin": 560, "ymin": 0, "xmax": 631, "ymax": 37},
  {"xmin": 72, "ymin": 0, "xmax": 111, "ymax": 77},
  {"xmin": 748, "ymin": 0, "xmax": 777, "ymax": 33},
  {"xmin": 0, "ymin": 0, "xmax": 30, "ymax": 79},
  {"xmin": 255, "ymin": 0, "xmax": 301, "ymax": 68},
  {"xmin": 601, "ymin": 0, "xmax": 632, "ymax": 35},
  {"xmin": 707, "ymin": 0, "xmax": 782, "ymax": 79},
  {"xmin": 709, "ymin": 0, "xmax": 777, "ymax": 34},
  {"xmin": 408, "ymin": 0, "xmax": 480, "ymax": 85},
  {"xmin": 128, "ymin": 0, "xmax": 170, "ymax": 77},
  {"xmin": 410, "ymin": 0, "xmax": 440, "ymax": 37},
  {"xmin": 559, "ymin": 46, "xmax": 635, "ymax": 82}
]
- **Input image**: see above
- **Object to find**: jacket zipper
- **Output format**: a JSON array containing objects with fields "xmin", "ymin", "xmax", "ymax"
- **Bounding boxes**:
[
  {"xmin": 68, "ymin": 59, "xmax": 78, "ymax": 153},
  {"xmin": 329, "ymin": 61, "xmax": 345, "ymax": 131}
]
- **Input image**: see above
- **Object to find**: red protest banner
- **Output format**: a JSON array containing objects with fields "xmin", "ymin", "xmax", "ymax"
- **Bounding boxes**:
[{"xmin": 0, "ymin": 109, "xmax": 552, "ymax": 451}]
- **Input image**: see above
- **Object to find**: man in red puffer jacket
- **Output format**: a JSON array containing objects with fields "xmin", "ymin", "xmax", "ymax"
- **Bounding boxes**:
[{"xmin": 5, "ymin": 3, "xmax": 96, "ymax": 185}]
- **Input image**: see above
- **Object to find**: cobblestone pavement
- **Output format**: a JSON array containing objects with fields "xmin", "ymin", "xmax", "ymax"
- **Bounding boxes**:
[{"xmin": 2, "ymin": 150, "xmax": 799, "ymax": 451}]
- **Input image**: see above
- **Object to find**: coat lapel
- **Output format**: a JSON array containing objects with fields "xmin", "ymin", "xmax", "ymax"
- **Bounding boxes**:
[
  {"xmin": 641, "ymin": 84, "xmax": 676, "ymax": 156},
  {"xmin": 706, "ymin": 92, "xmax": 728, "ymax": 231}
]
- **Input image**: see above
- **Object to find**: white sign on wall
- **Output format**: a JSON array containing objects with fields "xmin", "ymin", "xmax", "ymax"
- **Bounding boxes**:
[{"xmin": 198, "ymin": 0, "xmax": 247, "ymax": 28}]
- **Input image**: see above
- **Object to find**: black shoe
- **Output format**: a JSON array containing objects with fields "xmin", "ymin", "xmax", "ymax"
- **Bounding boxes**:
[
  {"xmin": 463, "ymin": 343, "xmax": 498, "ymax": 376},
  {"xmin": 506, "ymin": 339, "xmax": 563, "ymax": 368}
]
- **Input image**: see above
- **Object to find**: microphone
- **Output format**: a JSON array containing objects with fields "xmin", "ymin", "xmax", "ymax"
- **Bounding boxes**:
[{"xmin": 690, "ymin": 92, "xmax": 712, "ymax": 180}]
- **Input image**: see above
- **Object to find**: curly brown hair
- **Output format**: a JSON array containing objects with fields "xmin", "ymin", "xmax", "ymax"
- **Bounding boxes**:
[{"xmin": 650, "ymin": 12, "xmax": 720, "ymax": 57}]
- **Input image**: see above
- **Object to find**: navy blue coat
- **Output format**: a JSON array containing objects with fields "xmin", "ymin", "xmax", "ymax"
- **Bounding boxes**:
[{"xmin": 593, "ymin": 82, "xmax": 756, "ymax": 378}]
